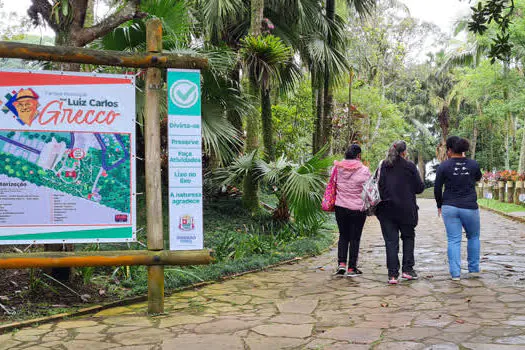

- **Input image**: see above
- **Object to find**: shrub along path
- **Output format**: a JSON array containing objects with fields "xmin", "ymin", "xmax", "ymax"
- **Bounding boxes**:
[{"xmin": 3, "ymin": 199, "xmax": 525, "ymax": 349}]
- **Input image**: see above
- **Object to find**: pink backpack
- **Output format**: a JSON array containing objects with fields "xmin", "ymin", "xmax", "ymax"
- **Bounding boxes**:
[{"xmin": 321, "ymin": 168, "xmax": 338, "ymax": 212}]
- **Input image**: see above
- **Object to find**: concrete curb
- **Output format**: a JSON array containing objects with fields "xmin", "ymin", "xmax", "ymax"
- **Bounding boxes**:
[{"xmin": 479, "ymin": 204, "xmax": 525, "ymax": 224}]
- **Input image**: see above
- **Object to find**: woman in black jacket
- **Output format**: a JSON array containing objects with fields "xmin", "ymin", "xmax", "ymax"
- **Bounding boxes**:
[{"xmin": 376, "ymin": 140, "xmax": 425, "ymax": 284}]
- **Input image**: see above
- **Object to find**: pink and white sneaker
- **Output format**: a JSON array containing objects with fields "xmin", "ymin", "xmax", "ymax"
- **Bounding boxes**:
[{"xmin": 388, "ymin": 276, "xmax": 399, "ymax": 285}]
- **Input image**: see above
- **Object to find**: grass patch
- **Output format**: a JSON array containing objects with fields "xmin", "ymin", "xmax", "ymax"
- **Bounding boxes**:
[
  {"xmin": 121, "ymin": 199, "xmax": 336, "ymax": 294},
  {"xmin": 478, "ymin": 198, "xmax": 525, "ymax": 213},
  {"xmin": 417, "ymin": 187, "xmax": 434, "ymax": 199}
]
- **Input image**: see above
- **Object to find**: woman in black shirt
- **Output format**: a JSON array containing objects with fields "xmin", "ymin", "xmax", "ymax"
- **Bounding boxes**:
[
  {"xmin": 377, "ymin": 140, "xmax": 425, "ymax": 284},
  {"xmin": 434, "ymin": 136, "xmax": 482, "ymax": 281}
]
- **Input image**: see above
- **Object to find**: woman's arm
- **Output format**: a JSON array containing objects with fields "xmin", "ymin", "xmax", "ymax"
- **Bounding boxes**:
[
  {"xmin": 434, "ymin": 164, "xmax": 445, "ymax": 209},
  {"xmin": 473, "ymin": 162, "xmax": 482, "ymax": 182},
  {"xmin": 412, "ymin": 163, "xmax": 425, "ymax": 194}
]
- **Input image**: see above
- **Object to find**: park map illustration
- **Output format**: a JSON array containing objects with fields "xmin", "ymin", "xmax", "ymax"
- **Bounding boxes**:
[{"xmin": 0, "ymin": 130, "xmax": 131, "ymax": 214}]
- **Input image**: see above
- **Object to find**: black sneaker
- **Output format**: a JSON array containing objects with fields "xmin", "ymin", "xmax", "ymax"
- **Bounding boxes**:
[
  {"xmin": 334, "ymin": 264, "xmax": 346, "ymax": 276},
  {"xmin": 346, "ymin": 268, "xmax": 362, "ymax": 277},
  {"xmin": 346, "ymin": 268, "xmax": 363, "ymax": 277},
  {"xmin": 401, "ymin": 270, "xmax": 418, "ymax": 280}
]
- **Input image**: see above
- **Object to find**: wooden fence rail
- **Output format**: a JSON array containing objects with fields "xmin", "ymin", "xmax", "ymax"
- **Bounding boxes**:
[{"xmin": 0, "ymin": 41, "xmax": 208, "ymax": 69}]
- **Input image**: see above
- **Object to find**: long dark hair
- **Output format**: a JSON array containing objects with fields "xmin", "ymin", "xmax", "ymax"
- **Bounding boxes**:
[{"xmin": 385, "ymin": 140, "xmax": 407, "ymax": 167}]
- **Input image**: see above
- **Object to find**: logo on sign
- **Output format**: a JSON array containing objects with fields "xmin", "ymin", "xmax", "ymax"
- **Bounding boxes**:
[
  {"xmin": 179, "ymin": 215, "xmax": 195, "ymax": 231},
  {"xmin": 170, "ymin": 80, "xmax": 199, "ymax": 108},
  {"xmin": 2, "ymin": 88, "xmax": 40, "ymax": 126}
]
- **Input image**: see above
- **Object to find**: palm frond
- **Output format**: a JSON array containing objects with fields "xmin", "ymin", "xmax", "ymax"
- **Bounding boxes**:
[
  {"xmin": 346, "ymin": 0, "xmax": 377, "ymax": 17},
  {"xmin": 200, "ymin": 0, "xmax": 247, "ymax": 43},
  {"xmin": 282, "ymin": 168, "xmax": 325, "ymax": 224},
  {"xmin": 257, "ymin": 156, "xmax": 292, "ymax": 184},
  {"xmin": 240, "ymin": 34, "xmax": 294, "ymax": 88},
  {"xmin": 214, "ymin": 150, "xmax": 259, "ymax": 185}
]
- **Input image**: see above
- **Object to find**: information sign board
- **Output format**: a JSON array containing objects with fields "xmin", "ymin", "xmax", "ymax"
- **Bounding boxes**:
[
  {"xmin": 0, "ymin": 70, "xmax": 136, "ymax": 244},
  {"xmin": 167, "ymin": 69, "xmax": 203, "ymax": 250}
]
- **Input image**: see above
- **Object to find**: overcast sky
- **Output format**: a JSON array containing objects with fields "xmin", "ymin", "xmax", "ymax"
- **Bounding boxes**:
[
  {"xmin": 4, "ymin": 0, "xmax": 473, "ymax": 38},
  {"xmin": 401, "ymin": 0, "xmax": 472, "ymax": 34}
]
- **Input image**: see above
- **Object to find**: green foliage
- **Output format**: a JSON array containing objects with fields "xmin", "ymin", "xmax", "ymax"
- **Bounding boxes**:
[
  {"xmin": 272, "ymin": 80, "xmax": 314, "ymax": 161},
  {"xmin": 334, "ymin": 85, "xmax": 410, "ymax": 169},
  {"xmin": 240, "ymin": 34, "xmax": 294, "ymax": 89},
  {"xmin": 468, "ymin": 0, "xmax": 514, "ymax": 62}
]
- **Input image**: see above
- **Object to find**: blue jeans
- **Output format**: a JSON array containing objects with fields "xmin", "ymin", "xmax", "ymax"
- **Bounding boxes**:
[{"xmin": 441, "ymin": 205, "xmax": 480, "ymax": 278}]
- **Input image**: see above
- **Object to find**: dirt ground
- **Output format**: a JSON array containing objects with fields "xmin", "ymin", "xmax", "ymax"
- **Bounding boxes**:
[{"xmin": 0, "ymin": 246, "xmax": 117, "ymax": 323}]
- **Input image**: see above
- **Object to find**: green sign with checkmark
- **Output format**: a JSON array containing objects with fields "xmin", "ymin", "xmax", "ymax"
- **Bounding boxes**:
[
  {"xmin": 168, "ymin": 70, "xmax": 201, "ymax": 116},
  {"xmin": 167, "ymin": 69, "xmax": 203, "ymax": 251}
]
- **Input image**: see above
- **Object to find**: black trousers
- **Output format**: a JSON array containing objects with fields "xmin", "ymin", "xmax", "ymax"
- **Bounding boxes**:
[
  {"xmin": 378, "ymin": 215, "xmax": 416, "ymax": 278},
  {"xmin": 335, "ymin": 206, "xmax": 366, "ymax": 268}
]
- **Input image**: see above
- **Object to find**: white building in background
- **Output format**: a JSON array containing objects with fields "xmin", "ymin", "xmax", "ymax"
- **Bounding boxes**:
[{"xmin": 37, "ymin": 138, "xmax": 67, "ymax": 170}]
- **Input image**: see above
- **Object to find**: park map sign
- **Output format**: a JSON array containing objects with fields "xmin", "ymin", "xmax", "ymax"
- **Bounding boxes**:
[{"xmin": 0, "ymin": 70, "xmax": 136, "ymax": 244}]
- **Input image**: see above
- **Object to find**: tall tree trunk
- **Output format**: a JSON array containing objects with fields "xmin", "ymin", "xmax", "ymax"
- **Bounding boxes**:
[
  {"xmin": 505, "ymin": 117, "xmax": 511, "ymax": 170},
  {"xmin": 347, "ymin": 68, "xmax": 354, "ymax": 148},
  {"xmin": 250, "ymin": 0, "xmax": 264, "ymax": 36},
  {"xmin": 242, "ymin": 88, "xmax": 260, "ymax": 212},
  {"xmin": 417, "ymin": 151, "xmax": 425, "ymax": 181},
  {"xmin": 242, "ymin": 0, "xmax": 265, "ymax": 212},
  {"xmin": 518, "ymin": 115, "xmax": 525, "ymax": 173},
  {"xmin": 320, "ymin": 0, "xmax": 335, "ymax": 155},
  {"xmin": 321, "ymin": 72, "xmax": 333, "ymax": 151},
  {"xmin": 314, "ymin": 76, "xmax": 324, "ymax": 154},
  {"xmin": 227, "ymin": 64, "xmax": 243, "ymax": 135},
  {"xmin": 261, "ymin": 87, "xmax": 275, "ymax": 160},
  {"xmin": 311, "ymin": 70, "xmax": 319, "ymax": 153},
  {"xmin": 473, "ymin": 101, "xmax": 483, "ymax": 160},
  {"xmin": 504, "ymin": 64, "xmax": 511, "ymax": 170},
  {"xmin": 471, "ymin": 120, "xmax": 478, "ymax": 160}
]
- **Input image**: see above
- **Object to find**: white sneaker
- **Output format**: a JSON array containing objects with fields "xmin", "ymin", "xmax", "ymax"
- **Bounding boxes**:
[
  {"xmin": 469, "ymin": 272, "xmax": 481, "ymax": 278},
  {"xmin": 451, "ymin": 277, "xmax": 461, "ymax": 281}
]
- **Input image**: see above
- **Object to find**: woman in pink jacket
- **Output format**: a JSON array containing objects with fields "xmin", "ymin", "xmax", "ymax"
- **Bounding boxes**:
[{"xmin": 334, "ymin": 144, "xmax": 371, "ymax": 277}]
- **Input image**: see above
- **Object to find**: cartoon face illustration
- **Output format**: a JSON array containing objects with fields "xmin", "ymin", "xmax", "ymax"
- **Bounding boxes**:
[
  {"xmin": 12, "ymin": 89, "xmax": 39, "ymax": 126},
  {"xmin": 5, "ymin": 88, "xmax": 40, "ymax": 126}
]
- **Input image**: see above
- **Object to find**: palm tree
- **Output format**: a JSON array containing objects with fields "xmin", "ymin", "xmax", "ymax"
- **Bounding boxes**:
[
  {"xmin": 257, "ymin": 151, "xmax": 333, "ymax": 223},
  {"xmin": 216, "ymin": 148, "xmax": 333, "ymax": 223},
  {"xmin": 98, "ymin": 0, "xmax": 246, "ymax": 169},
  {"xmin": 240, "ymin": 34, "xmax": 297, "ymax": 160},
  {"xmin": 315, "ymin": 0, "xmax": 376, "ymax": 154}
]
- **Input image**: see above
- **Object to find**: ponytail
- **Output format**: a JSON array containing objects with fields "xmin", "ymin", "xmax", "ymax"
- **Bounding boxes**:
[{"xmin": 385, "ymin": 140, "xmax": 407, "ymax": 167}]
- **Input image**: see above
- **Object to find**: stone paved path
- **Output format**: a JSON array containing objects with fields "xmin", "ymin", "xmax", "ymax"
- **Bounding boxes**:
[{"xmin": 3, "ymin": 199, "xmax": 525, "ymax": 350}]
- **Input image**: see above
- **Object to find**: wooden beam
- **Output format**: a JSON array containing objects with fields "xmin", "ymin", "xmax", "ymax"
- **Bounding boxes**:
[
  {"xmin": 0, "ymin": 249, "xmax": 213, "ymax": 269},
  {"xmin": 0, "ymin": 41, "xmax": 208, "ymax": 69}
]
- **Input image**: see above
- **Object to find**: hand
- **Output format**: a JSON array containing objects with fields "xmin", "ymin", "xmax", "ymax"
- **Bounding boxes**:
[{"xmin": 438, "ymin": 208, "xmax": 442, "ymax": 217}]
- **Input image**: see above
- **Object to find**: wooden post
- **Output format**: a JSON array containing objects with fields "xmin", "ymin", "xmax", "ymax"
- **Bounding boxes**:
[
  {"xmin": 476, "ymin": 182, "xmax": 483, "ymax": 198},
  {"xmin": 498, "ymin": 181, "xmax": 506, "ymax": 202},
  {"xmin": 486, "ymin": 183, "xmax": 493, "ymax": 199},
  {"xmin": 145, "ymin": 18, "xmax": 164, "ymax": 315},
  {"xmin": 507, "ymin": 181, "xmax": 515, "ymax": 203},
  {"xmin": 515, "ymin": 181, "xmax": 523, "ymax": 205}
]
